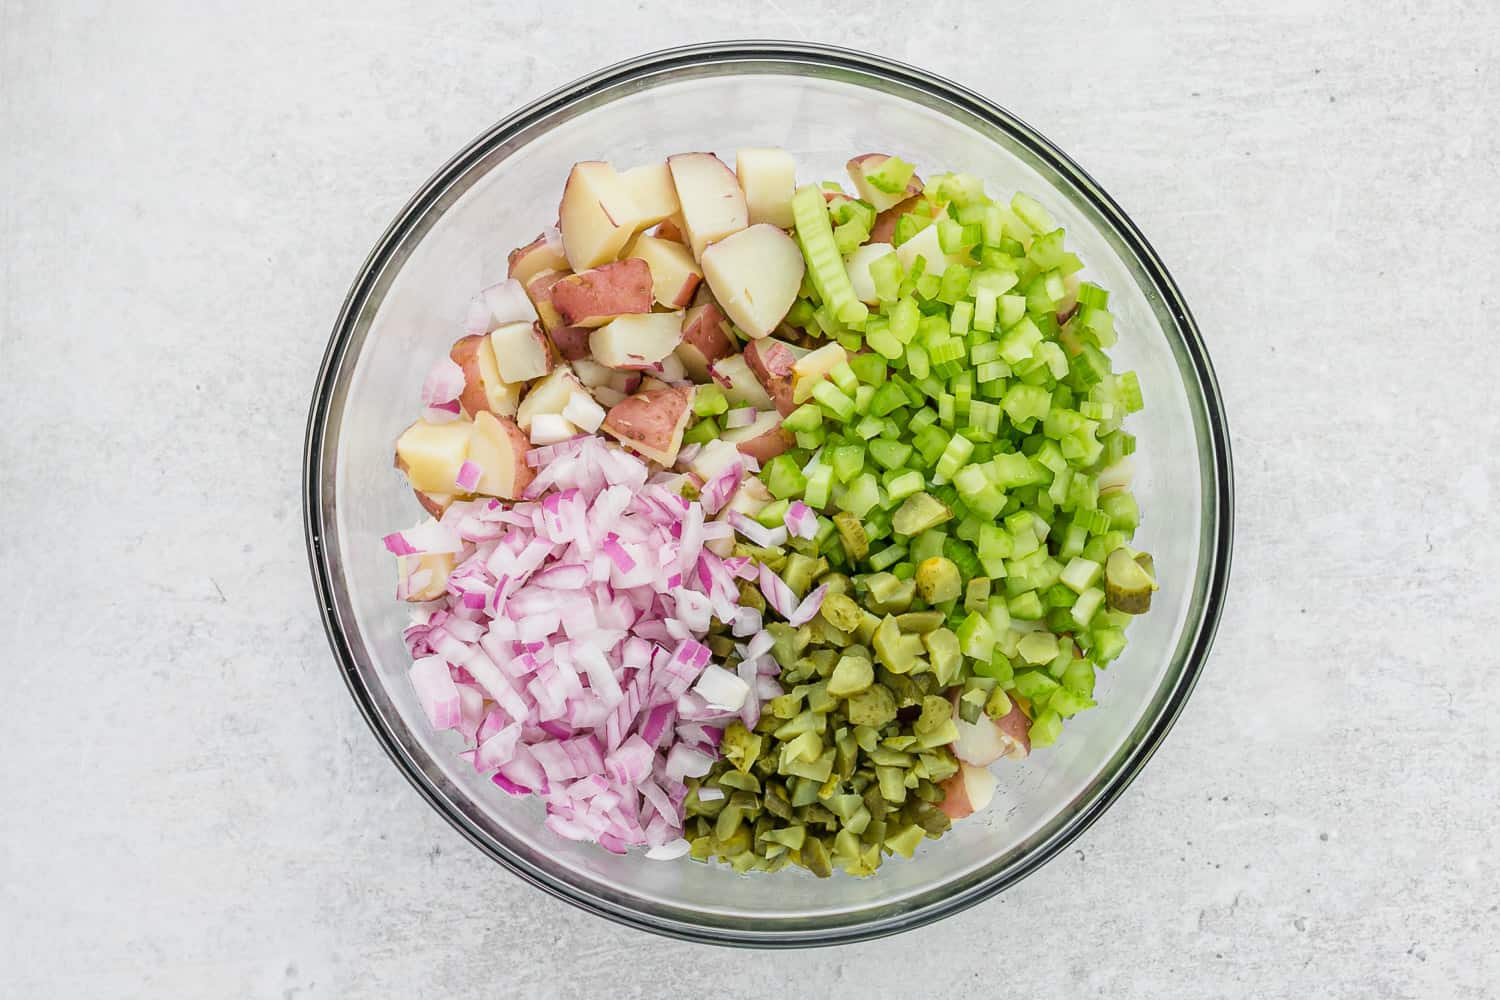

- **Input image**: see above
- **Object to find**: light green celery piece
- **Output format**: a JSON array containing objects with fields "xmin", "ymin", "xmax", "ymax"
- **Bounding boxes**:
[{"xmin": 792, "ymin": 186, "xmax": 867, "ymax": 325}]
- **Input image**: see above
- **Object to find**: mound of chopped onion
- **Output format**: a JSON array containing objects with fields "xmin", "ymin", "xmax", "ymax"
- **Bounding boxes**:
[{"xmin": 386, "ymin": 435, "xmax": 783, "ymax": 856}]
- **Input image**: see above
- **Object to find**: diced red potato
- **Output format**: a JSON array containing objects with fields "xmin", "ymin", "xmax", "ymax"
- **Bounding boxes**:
[
  {"xmin": 667, "ymin": 153, "xmax": 748, "ymax": 260},
  {"xmin": 791, "ymin": 342, "xmax": 848, "ymax": 404},
  {"xmin": 397, "ymin": 551, "xmax": 458, "ymax": 602},
  {"xmin": 546, "ymin": 324, "xmax": 592, "ymax": 362},
  {"xmin": 844, "ymin": 242, "xmax": 895, "ymax": 306},
  {"xmin": 654, "ymin": 215, "xmax": 687, "ymax": 244},
  {"xmin": 700, "ymin": 224, "xmax": 805, "ymax": 339},
  {"xmin": 414, "ymin": 488, "xmax": 455, "ymax": 519},
  {"xmin": 722, "ymin": 410, "xmax": 793, "ymax": 463},
  {"xmin": 846, "ymin": 154, "xmax": 924, "ymax": 212},
  {"xmin": 937, "ymin": 763, "xmax": 997, "ymax": 820},
  {"xmin": 743, "ymin": 338, "xmax": 803, "ymax": 415},
  {"xmin": 620, "ymin": 162, "xmax": 681, "ymax": 229},
  {"xmin": 600, "ymin": 385, "xmax": 696, "ymax": 467},
  {"xmin": 570, "ymin": 358, "xmax": 614, "ymax": 389},
  {"xmin": 466, "ymin": 411, "xmax": 536, "ymax": 499},
  {"xmin": 592, "ymin": 385, "xmax": 627, "ymax": 407},
  {"xmin": 449, "ymin": 334, "xmax": 520, "ymax": 419},
  {"xmin": 550, "ymin": 258, "xmax": 654, "ymax": 327},
  {"xmin": 628, "ymin": 235, "xmax": 702, "ymax": 308},
  {"xmin": 708, "ymin": 353, "xmax": 775, "ymax": 411},
  {"xmin": 395, "ymin": 419, "xmax": 474, "ymax": 494},
  {"xmin": 561, "ymin": 388, "xmax": 607, "ymax": 433},
  {"xmin": 524, "ymin": 269, "xmax": 569, "ymax": 331},
  {"xmin": 674, "ymin": 301, "xmax": 737, "ymax": 381},
  {"xmin": 606, "ymin": 370, "xmax": 643, "ymax": 395},
  {"xmin": 735, "ymin": 148, "xmax": 796, "ymax": 228},
  {"xmin": 1056, "ymin": 272, "xmax": 1082, "ymax": 323},
  {"xmin": 684, "ymin": 438, "xmax": 743, "ymax": 481},
  {"xmin": 637, "ymin": 375, "xmax": 672, "ymax": 394},
  {"xmin": 529, "ymin": 413, "xmax": 579, "ymax": 446},
  {"xmin": 868, "ymin": 195, "xmax": 921, "ymax": 244},
  {"xmin": 650, "ymin": 351, "xmax": 690, "ymax": 385},
  {"xmin": 567, "ymin": 361, "xmax": 645, "ymax": 401},
  {"xmin": 507, "ymin": 227, "xmax": 569, "ymax": 285},
  {"xmin": 950, "ymin": 695, "xmax": 1032, "ymax": 766},
  {"xmin": 558, "ymin": 161, "xmax": 645, "ymax": 271},
  {"xmin": 488, "ymin": 321, "xmax": 554, "ymax": 383},
  {"xmin": 589, "ymin": 311, "xmax": 684, "ymax": 369},
  {"xmin": 475, "ymin": 277, "xmax": 540, "ymax": 330},
  {"xmin": 515, "ymin": 365, "xmax": 585, "ymax": 431}
]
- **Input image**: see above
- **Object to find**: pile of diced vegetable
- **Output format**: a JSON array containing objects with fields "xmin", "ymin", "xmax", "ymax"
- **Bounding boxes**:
[{"xmin": 382, "ymin": 147, "xmax": 1157, "ymax": 877}]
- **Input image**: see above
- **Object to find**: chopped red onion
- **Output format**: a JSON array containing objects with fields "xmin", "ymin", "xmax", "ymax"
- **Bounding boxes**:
[
  {"xmin": 409, "ymin": 655, "xmax": 461, "ymax": 731},
  {"xmin": 727, "ymin": 510, "xmax": 787, "ymax": 548},
  {"xmin": 783, "ymin": 500, "xmax": 818, "ymax": 539},
  {"xmin": 694, "ymin": 664, "xmax": 750, "ymax": 711},
  {"xmin": 455, "ymin": 460, "xmax": 483, "ymax": 493},
  {"xmin": 387, "ymin": 434, "xmax": 765, "ymax": 857},
  {"xmin": 787, "ymin": 583, "xmax": 829, "ymax": 627},
  {"xmin": 421, "ymin": 358, "xmax": 466, "ymax": 407}
]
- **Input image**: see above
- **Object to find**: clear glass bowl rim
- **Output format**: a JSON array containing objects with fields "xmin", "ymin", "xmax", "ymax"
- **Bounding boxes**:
[{"xmin": 302, "ymin": 40, "xmax": 1234, "ymax": 947}]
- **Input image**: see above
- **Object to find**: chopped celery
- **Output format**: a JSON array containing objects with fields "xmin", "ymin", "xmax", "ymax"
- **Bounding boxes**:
[
  {"xmin": 848, "ymin": 352, "xmax": 887, "ymax": 386},
  {"xmin": 693, "ymin": 383, "xmax": 728, "ymax": 417},
  {"xmin": 804, "ymin": 464, "xmax": 834, "ymax": 509},
  {"xmin": 792, "ymin": 185, "xmax": 868, "ymax": 325},
  {"xmin": 763, "ymin": 455, "xmax": 808, "ymax": 500},
  {"xmin": 839, "ymin": 472, "xmax": 881, "ymax": 518},
  {"xmin": 868, "ymin": 438, "xmax": 913, "ymax": 471},
  {"xmin": 682, "ymin": 418, "xmax": 720, "ymax": 445}
]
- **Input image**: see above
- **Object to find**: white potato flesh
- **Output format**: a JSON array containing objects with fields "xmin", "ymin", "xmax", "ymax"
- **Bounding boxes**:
[
  {"xmin": 735, "ymin": 148, "xmax": 797, "ymax": 228},
  {"xmin": 699, "ymin": 224, "xmax": 806, "ymax": 339},
  {"xmin": 488, "ymin": 322, "xmax": 553, "ymax": 383},
  {"xmin": 558, "ymin": 161, "xmax": 644, "ymax": 271},
  {"xmin": 620, "ymin": 162, "xmax": 681, "ymax": 229},
  {"xmin": 667, "ymin": 153, "xmax": 749, "ymax": 259},
  {"xmin": 589, "ymin": 312, "xmax": 684, "ymax": 369}
]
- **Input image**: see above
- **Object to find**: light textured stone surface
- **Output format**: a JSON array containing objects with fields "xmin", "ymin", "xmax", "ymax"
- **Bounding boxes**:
[{"xmin": 3, "ymin": 2, "xmax": 1497, "ymax": 997}]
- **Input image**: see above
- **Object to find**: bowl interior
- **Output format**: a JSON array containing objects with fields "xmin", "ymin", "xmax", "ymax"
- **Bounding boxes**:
[{"xmin": 310, "ymin": 47, "xmax": 1228, "ymax": 944}]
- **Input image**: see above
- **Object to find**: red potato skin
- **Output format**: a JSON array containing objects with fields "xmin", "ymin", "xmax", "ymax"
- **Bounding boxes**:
[
  {"xmin": 414, "ymin": 489, "xmax": 454, "ymax": 518},
  {"xmin": 547, "ymin": 325, "xmax": 592, "ymax": 362},
  {"xmin": 488, "ymin": 413, "xmax": 538, "ymax": 499},
  {"xmin": 743, "ymin": 339, "xmax": 798, "ymax": 416},
  {"xmin": 507, "ymin": 230, "xmax": 567, "ymax": 284},
  {"xmin": 676, "ymin": 301, "xmax": 736, "ymax": 378},
  {"xmin": 937, "ymin": 771, "xmax": 976, "ymax": 820},
  {"xmin": 449, "ymin": 334, "xmax": 491, "ymax": 417},
  {"xmin": 600, "ymin": 385, "xmax": 694, "ymax": 463},
  {"xmin": 663, "ymin": 270, "xmax": 702, "ymax": 309},
  {"xmin": 655, "ymin": 218, "xmax": 687, "ymax": 244},
  {"xmin": 732, "ymin": 423, "xmax": 794, "ymax": 463},
  {"xmin": 993, "ymin": 700, "xmax": 1032, "ymax": 758},
  {"xmin": 868, "ymin": 195, "xmax": 922, "ymax": 244},
  {"xmin": 550, "ymin": 258, "xmax": 654, "ymax": 327}
]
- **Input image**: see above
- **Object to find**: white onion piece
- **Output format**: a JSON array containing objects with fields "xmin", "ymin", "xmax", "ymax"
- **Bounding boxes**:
[{"xmin": 694, "ymin": 664, "xmax": 750, "ymax": 712}]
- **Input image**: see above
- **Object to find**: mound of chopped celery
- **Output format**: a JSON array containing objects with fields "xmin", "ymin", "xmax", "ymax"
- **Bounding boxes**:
[{"xmin": 690, "ymin": 164, "xmax": 1153, "ymax": 877}]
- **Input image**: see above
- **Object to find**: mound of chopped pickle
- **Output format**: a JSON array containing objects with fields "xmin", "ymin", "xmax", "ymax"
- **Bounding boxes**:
[{"xmin": 686, "ymin": 160, "xmax": 1156, "ymax": 877}]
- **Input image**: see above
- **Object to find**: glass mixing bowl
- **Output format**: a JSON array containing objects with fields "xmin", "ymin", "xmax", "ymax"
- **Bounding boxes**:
[{"xmin": 303, "ymin": 41, "xmax": 1233, "ymax": 946}]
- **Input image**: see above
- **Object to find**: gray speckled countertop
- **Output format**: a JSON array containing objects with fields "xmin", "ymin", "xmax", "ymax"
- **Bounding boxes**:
[{"xmin": 3, "ymin": 2, "xmax": 1497, "ymax": 997}]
